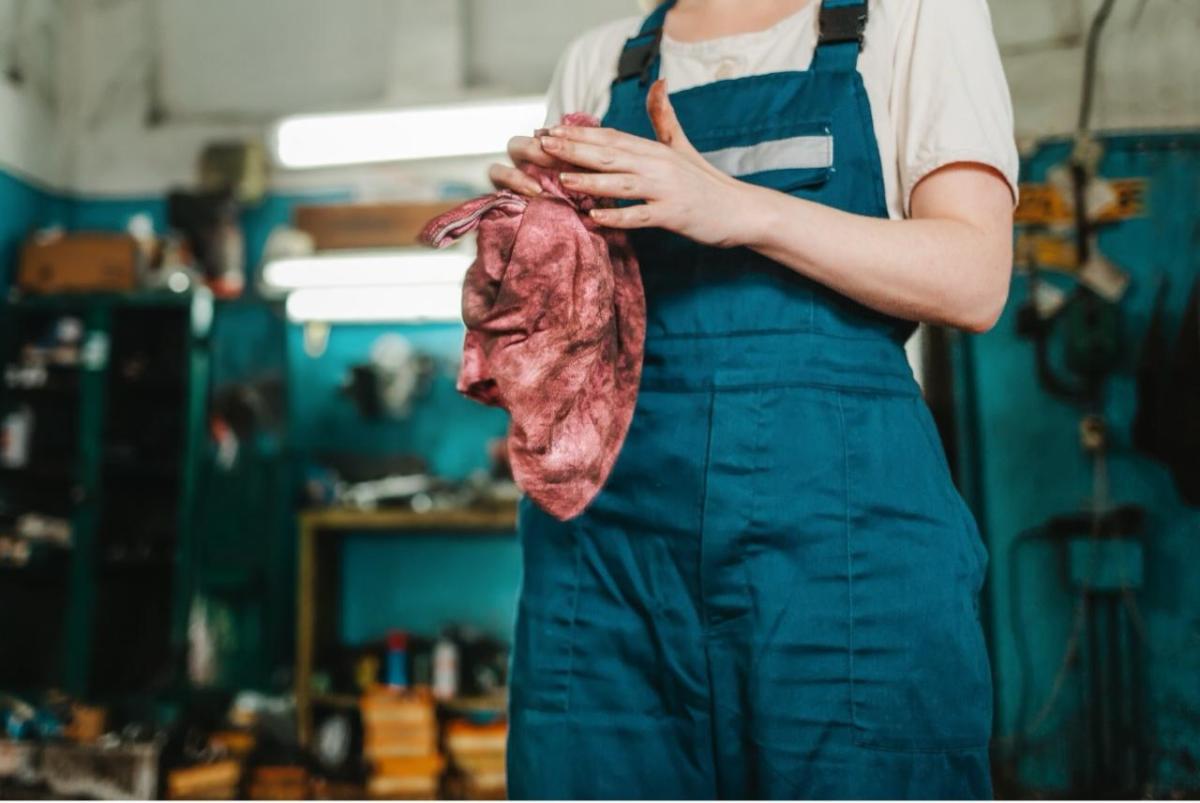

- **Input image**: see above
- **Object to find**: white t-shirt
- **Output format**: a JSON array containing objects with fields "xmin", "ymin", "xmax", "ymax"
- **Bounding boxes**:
[{"xmin": 545, "ymin": 0, "xmax": 1019, "ymax": 220}]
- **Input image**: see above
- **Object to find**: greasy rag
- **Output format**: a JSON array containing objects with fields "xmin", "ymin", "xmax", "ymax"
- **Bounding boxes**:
[{"xmin": 419, "ymin": 114, "xmax": 645, "ymax": 521}]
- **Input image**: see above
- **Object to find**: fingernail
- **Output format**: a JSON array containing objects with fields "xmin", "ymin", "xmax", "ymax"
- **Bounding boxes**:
[
  {"xmin": 541, "ymin": 136, "xmax": 560, "ymax": 150},
  {"xmin": 560, "ymin": 172, "xmax": 577, "ymax": 185},
  {"xmin": 549, "ymin": 127, "xmax": 566, "ymax": 137}
]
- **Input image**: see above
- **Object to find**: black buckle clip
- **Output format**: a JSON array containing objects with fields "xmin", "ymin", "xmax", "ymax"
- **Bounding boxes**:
[
  {"xmin": 616, "ymin": 29, "xmax": 663, "ymax": 85},
  {"xmin": 819, "ymin": 3, "xmax": 868, "ymax": 49}
]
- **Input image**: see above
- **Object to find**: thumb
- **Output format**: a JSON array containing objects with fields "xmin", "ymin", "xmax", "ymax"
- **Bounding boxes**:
[{"xmin": 647, "ymin": 80, "xmax": 695, "ymax": 153}]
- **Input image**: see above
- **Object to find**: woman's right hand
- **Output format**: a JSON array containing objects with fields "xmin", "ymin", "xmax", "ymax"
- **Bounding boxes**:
[{"xmin": 488, "ymin": 135, "xmax": 563, "ymax": 196}]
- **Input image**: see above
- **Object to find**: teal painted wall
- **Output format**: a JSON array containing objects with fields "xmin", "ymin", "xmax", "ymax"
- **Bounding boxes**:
[
  {"xmin": 286, "ymin": 323, "xmax": 508, "ymax": 478},
  {"xmin": 0, "ymin": 171, "xmax": 520, "ymax": 661},
  {"xmin": 286, "ymin": 322, "xmax": 515, "ymax": 644},
  {"xmin": 959, "ymin": 132, "xmax": 1200, "ymax": 794},
  {"xmin": 340, "ymin": 532, "xmax": 520, "ymax": 643},
  {"xmin": 285, "ymin": 319, "xmax": 516, "ymax": 645},
  {"xmin": 0, "ymin": 169, "xmax": 63, "ymax": 288}
]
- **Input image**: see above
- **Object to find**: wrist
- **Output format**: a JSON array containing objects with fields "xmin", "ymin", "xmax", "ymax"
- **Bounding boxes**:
[{"xmin": 722, "ymin": 180, "xmax": 775, "ymax": 249}]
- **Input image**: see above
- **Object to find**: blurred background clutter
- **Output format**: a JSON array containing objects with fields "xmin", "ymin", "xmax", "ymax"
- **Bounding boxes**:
[{"xmin": 0, "ymin": 0, "xmax": 1197, "ymax": 798}]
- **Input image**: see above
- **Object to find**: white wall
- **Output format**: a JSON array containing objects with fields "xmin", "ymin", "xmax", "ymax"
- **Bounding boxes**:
[
  {"xmin": 10, "ymin": 0, "xmax": 1200, "ymax": 196},
  {"xmin": 61, "ymin": 0, "xmax": 638, "ymax": 196},
  {"xmin": 997, "ymin": 0, "xmax": 1200, "ymax": 149},
  {"xmin": 0, "ymin": 0, "xmax": 67, "ymax": 186}
]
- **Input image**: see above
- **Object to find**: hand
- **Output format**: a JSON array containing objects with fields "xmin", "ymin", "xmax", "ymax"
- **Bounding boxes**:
[
  {"xmin": 488, "ymin": 135, "xmax": 566, "ymax": 196},
  {"xmin": 538, "ymin": 80, "xmax": 759, "ymax": 248}
]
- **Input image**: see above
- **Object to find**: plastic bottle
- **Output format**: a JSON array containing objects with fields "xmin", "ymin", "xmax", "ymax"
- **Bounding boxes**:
[{"xmin": 432, "ymin": 636, "xmax": 459, "ymax": 701}]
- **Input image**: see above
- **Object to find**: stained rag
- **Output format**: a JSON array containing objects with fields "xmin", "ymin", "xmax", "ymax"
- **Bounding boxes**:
[{"xmin": 419, "ymin": 114, "xmax": 645, "ymax": 521}]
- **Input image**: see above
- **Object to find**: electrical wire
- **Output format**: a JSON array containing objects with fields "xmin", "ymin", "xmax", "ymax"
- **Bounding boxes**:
[
  {"xmin": 1023, "ymin": 445, "xmax": 1109, "ymax": 736},
  {"xmin": 1002, "ymin": 440, "xmax": 1109, "ymax": 752},
  {"xmin": 3, "ymin": 0, "xmax": 28, "ymax": 85},
  {"xmin": 1077, "ymin": 0, "xmax": 1118, "ymax": 134}
]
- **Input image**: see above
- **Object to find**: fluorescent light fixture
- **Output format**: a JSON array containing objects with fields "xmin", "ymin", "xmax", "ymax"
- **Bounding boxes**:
[
  {"xmin": 273, "ymin": 96, "xmax": 547, "ymax": 168},
  {"xmin": 286, "ymin": 285, "xmax": 463, "ymax": 323},
  {"xmin": 263, "ymin": 250, "xmax": 472, "ymax": 290}
]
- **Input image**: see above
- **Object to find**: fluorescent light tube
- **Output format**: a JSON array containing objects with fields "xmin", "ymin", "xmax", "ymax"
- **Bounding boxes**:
[
  {"xmin": 273, "ymin": 97, "xmax": 548, "ymax": 168},
  {"xmin": 263, "ymin": 250, "xmax": 472, "ymax": 290},
  {"xmin": 286, "ymin": 285, "xmax": 464, "ymax": 323}
]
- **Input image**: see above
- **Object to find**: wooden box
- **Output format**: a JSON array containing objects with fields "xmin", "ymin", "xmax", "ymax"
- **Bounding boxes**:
[{"xmin": 18, "ymin": 234, "xmax": 139, "ymax": 294}]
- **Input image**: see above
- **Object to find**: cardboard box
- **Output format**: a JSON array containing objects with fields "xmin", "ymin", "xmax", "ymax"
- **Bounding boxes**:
[
  {"xmin": 64, "ymin": 704, "xmax": 107, "ymax": 743},
  {"xmin": 249, "ymin": 765, "xmax": 309, "ymax": 800},
  {"xmin": 166, "ymin": 759, "xmax": 242, "ymax": 800},
  {"xmin": 366, "ymin": 772, "xmax": 440, "ymax": 800},
  {"xmin": 19, "ymin": 233, "xmax": 140, "ymax": 294},
  {"xmin": 293, "ymin": 202, "xmax": 459, "ymax": 251}
]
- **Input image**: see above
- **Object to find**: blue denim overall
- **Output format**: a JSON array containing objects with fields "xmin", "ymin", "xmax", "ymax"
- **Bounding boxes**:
[{"xmin": 508, "ymin": 0, "xmax": 992, "ymax": 797}]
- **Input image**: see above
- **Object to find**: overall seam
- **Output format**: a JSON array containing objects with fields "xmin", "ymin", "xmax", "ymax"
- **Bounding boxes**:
[
  {"xmin": 849, "ymin": 75, "xmax": 890, "ymax": 219},
  {"xmin": 561, "ymin": 521, "xmax": 585, "ymax": 714},
  {"xmin": 639, "ymin": 379, "xmax": 918, "ymax": 398},
  {"xmin": 696, "ymin": 387, "xmax": 721, "ymax": 795},
  {"xmin": 689, "ymin": 118, "xmax": 833, "ymax": 143},
  {"xmin": 744, "ymin": 385, "xmax": 812, "ymax": 679},
  {"xmin": 836, "ymin": 390, "xmax": 858, "ymax": 738},
  {"xmin": 741, "ymin": 385, "xmax": 768, "ymax": 624}
]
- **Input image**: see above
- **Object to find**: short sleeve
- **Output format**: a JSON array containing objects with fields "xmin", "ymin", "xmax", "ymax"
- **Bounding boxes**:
[
  {"xmin": 544, "ymin": 18, "xmax": 642, "ymax": 126},
  {"xmin": 891, "ymin": 0, "xmax": 1020, "ymax": 215},
  {"xmin": 545, "ymin": 38, "xmax": 587, "ymax": 126}
]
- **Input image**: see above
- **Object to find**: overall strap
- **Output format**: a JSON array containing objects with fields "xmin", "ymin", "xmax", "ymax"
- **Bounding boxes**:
[
  {"xmin": 613, "ymin": 0, "xmax": 675, "ymax": 87},
  {"xmin": 812, "ymin": 0, "xmax": 868, "ymax": 73}
]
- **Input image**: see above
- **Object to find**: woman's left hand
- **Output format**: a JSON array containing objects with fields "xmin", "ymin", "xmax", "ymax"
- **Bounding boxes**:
[{"xmin": 539, "ymin": 80, "xmax": 758, "ymax": 248}]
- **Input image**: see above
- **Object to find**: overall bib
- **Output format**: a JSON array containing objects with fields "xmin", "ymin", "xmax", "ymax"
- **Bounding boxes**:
[{"xmin": 508, "ymin": 1, "xmax": 993, "ymax": 797}]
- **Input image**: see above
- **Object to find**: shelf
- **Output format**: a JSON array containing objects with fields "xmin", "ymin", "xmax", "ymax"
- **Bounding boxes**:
[
  {"xmin": 295, "ymin": 501, "xmax": 518, "ymax": 745},
  {"xmin": 310, "ymin": 692, "xmax": 360, "ymax": 709},
  {"xmin": 298, "ymin": 503, "xmax": 518, "ymax": 534},
  {"xmin": 102, "ymin": 458, "xmax": 181, "ymax": 478},
  {"xmin": 5, "ymin": 290, "xmax": 199, "ymax": 310},
  {"xmin": 439, "ymin": 691, "xmax": 507, "ymax": 717},
  {"xmin": 0, "ymin": 285, "xmax": 214, "ymax": 699},
  {"xmin": 3, "ymin": 386, "xmax": 79, "ymax": 401},
  {"xmin": 307, "ymin": 691, "xmax": 508, "ymax": 712},
  {"xmin": 0, "ymin": 464, "xmax": 77, "ymax": 483},
  {"xmin": 0, "ymin": 550, "xmax": 71, "ymax": 580}
]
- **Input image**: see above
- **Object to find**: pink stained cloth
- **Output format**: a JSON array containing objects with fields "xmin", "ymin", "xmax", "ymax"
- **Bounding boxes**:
[{"xmin": 419, "ymin": 114, "xmax": 646, "ymax": 521}]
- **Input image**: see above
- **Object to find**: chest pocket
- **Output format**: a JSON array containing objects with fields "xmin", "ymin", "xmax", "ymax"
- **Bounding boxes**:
[{"xmin": 694, "ymin": 120, "xmax": 833, "ymax": 194}]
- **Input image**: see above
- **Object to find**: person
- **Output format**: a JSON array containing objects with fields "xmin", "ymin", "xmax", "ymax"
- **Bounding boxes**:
[{"xmin": 489, "ymin": 0, "xmax": 1018, "ymax": 797}]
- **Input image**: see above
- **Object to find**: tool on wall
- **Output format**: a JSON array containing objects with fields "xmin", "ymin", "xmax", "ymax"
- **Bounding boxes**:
[{"xmin": 341, "ymin": 334, "xmax": 434, "ymax": 420}]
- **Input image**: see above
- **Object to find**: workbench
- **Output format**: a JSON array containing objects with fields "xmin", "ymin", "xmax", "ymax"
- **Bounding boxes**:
[{"xmin": 294, "ymin": 504, "xmax": 517, "ymax": 745}]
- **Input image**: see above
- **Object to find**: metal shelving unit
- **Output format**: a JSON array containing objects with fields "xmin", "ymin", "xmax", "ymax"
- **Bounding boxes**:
[{"xmin": 0, "ymin": 290, "xmax": 212, "ymax": 699}]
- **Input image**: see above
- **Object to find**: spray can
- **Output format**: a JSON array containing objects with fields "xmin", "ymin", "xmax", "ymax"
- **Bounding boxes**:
[{"xmin": 385, "ymin": 630, "xmax": 409, "ymax": 691}]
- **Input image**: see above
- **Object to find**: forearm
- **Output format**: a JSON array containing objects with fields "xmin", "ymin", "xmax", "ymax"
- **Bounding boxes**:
[
  {"xmin": 541, "ymin": 89, "xmax": 1015, "ymax": 329},
  {"xmin": 736, "ymin": 180, "xmax": 1013, "ymax": 333}
]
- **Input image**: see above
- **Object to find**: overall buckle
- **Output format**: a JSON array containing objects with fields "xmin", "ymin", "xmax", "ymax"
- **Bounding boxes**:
[
  {"xmin": 616, "ymin": 29, "xmax": 664, "ymax": 85},
  {"xmin": 819, "ymin": 3, "xmax": 868, "ymax": 49}
]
